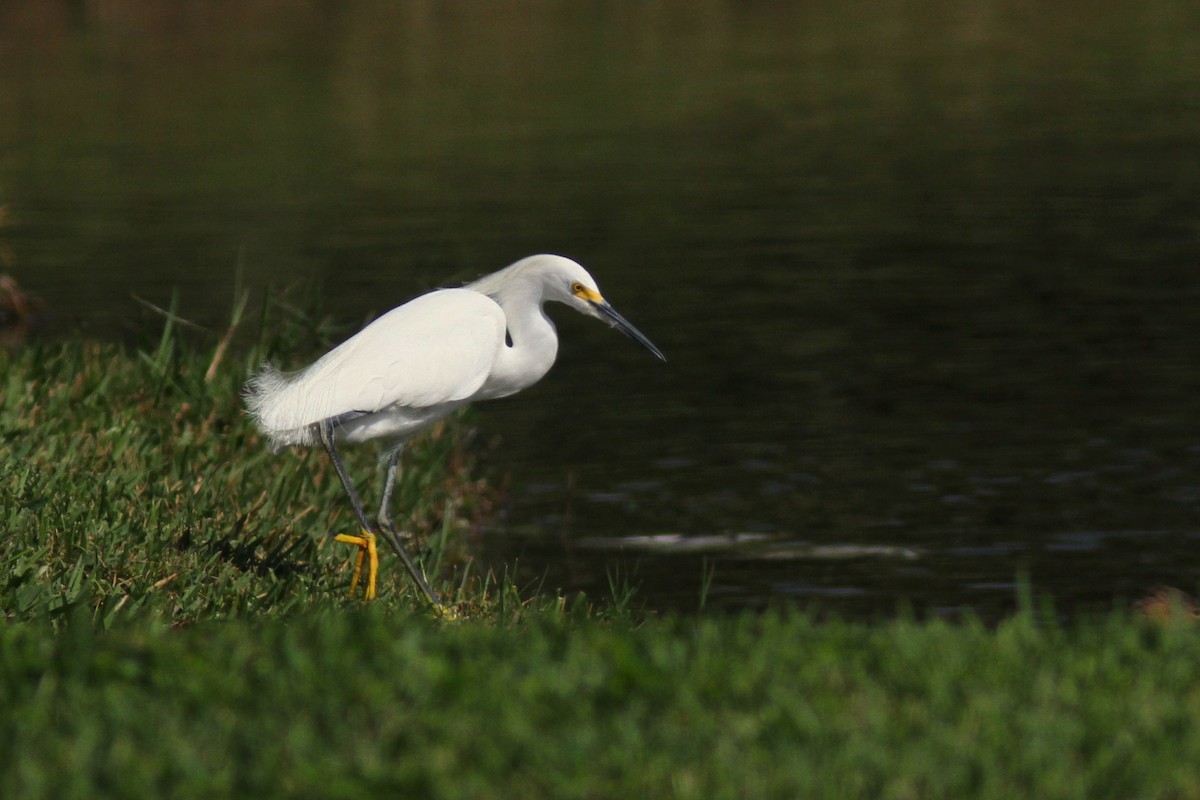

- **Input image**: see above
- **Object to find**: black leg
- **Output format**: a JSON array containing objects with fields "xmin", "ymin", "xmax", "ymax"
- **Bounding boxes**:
[
  {"xmin": 319, "ymin": 419, "xmax": 372, "ymax": 531},
  {"xmin": 319, "ymin": 420, "xmax": 441, "ymax": 607},
  {"xmin": 377, "ymin": 444, "xmax": 403, "ymax": 531}
]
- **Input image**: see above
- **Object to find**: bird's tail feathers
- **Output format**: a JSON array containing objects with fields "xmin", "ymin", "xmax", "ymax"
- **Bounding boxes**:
[{"xmin": 243, "ymin": 363, "xmax": 317, "ymax": 448}]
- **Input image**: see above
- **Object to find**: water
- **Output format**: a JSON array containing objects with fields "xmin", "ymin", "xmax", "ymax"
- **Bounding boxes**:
[{"xmin": 3, "ymin": 0, "xmax": 1199, "ymax": 619}]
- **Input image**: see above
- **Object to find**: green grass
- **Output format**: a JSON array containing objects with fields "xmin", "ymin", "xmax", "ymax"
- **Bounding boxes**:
[
  {"xmin": 2, "ymin": 316, "xmax": 1200, "ymax": 798},
  {"xmin": 1, "ymin": 307, "xmax": 496, "ymax": 625},
  {"xmin": 3, "ymin": 607, "xmax": 1200, "ymax": 799}
]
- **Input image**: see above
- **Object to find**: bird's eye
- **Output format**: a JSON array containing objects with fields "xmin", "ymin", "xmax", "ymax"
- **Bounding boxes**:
[{"xmin": 570, "ymin": 281, "xmax": 585, "ymax": 296}]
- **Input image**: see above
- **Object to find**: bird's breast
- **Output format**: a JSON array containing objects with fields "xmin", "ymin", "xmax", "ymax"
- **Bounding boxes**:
[{"xmin": 476, "ymin": 334, "xmax": 558, "ymax": 400}]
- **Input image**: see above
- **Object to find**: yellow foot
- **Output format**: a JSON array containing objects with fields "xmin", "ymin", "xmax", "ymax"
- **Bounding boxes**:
[
  {"xmin": 333, "ymin": 529, "xmax": 378, "ymax": 601},
  {"xmin": 432, "ymin": 603, "xmax": 459, "ymax": 621}
]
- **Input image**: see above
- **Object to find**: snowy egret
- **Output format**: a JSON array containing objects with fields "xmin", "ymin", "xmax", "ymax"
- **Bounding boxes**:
[{"xmin": 244, "ymin": 254, "xmax": 665, "ymax": 606}]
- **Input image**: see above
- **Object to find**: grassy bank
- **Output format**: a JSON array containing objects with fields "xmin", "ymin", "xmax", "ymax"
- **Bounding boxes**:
[
  {"xmin": 3, "ymin": 329, "xmax": 1200, "ymax": 798},
  {"xmin": 2, "ymin": 607, "xmax": 1199, "ymax": 798},
  {"xmin": 1, "ymin": 317, "xmax": 494, "ymax": 625}
]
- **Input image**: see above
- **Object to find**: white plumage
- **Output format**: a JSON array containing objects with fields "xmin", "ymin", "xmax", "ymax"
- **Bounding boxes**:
[
  {"xmin": 243, "ymin": 253, "xmax": 665, "ymax": 603},
  {"xmin": 244, "ymin": 289, "xmax": 505, "ymax": 447},
  {"xmin": 245, "ymin": 254, "xmax": 663, "ymax": 450}
]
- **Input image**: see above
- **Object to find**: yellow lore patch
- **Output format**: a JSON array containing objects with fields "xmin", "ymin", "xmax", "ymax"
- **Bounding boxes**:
[{"xmin": 571, "ymin": 282, "xmax": 604, "ymax": 304}]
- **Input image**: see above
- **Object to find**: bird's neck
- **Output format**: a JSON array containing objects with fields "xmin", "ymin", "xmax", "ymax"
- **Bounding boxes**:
[{"xmin": 478, "ymin": 298, "xmax": 559, "ymax": 400}]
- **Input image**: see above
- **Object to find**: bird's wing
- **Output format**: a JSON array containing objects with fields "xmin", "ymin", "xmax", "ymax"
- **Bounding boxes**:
[{"xmin": 251, "ymin": 289, "xmax": 505, "ymax": 433}]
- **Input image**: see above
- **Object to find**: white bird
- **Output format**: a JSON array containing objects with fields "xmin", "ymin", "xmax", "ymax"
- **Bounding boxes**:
[{"xmin": 244, "ymin": 254, "xmax": 665, "ymax": 606}]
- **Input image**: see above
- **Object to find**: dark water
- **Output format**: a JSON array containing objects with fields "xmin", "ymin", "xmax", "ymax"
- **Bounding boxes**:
[{"xmin": 3, "ymin": 1, "xmax": 1199, "ymax": 619}]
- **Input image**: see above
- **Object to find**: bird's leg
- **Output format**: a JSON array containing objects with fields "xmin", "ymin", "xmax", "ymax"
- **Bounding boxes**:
[
  {"xmin": 319, "ymin": 421, "xmax": 442, "ymax": 608},
  {"xmin": 376, "ymin": 444, "xmax": 403, "ymax": 532},
  {"xmin": 374, "ymin": 444, "xmax": 445, "ymax": 609},
  {"xmin": 319, "ymin": 420, "xmax": 373, "ymax": 528},
  {"xmin": 320, "ymin": 419, "xmax": 379, "ymax": 600},
  {"xmin": 375, "ymin": 525, "xmax": 442, "ymax": 609}
]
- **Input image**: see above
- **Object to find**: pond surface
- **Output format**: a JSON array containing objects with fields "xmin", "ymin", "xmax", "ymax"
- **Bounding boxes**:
[{"xmin": 3, "ymin": 0, "xmax": 1200, "ymax": 619}]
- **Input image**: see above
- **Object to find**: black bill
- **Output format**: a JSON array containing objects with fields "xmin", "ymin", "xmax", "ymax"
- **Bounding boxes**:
[{"xmin": 591, "ymin": 300, "xmax": 667, "ymax": 361}]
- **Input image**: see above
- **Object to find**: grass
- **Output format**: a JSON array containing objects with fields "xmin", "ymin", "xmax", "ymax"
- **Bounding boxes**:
[
  {"xmin": 2, "ymin": 305, "xmax": 1200, "ymax": 798},
  {"xmin": 3, "ymin": 606, "xmax": 1200, "ymax": 799},
  {"xmin": 1, "ymin": 298, "xmax": 497, "ymax": 625}
]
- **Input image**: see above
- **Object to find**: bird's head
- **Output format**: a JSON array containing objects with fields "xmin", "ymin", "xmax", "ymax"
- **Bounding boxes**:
[{"xmin": 540, "ymin": 256, "xmax": 666, "ymax": 362}]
